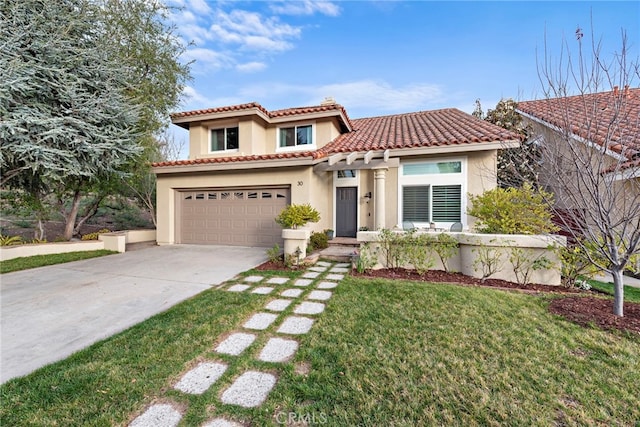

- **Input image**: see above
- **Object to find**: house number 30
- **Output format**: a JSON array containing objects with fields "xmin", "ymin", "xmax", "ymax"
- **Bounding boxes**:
[{"xmin": 297, "ymin": 181, "xmax": 303, "ymax": 186}]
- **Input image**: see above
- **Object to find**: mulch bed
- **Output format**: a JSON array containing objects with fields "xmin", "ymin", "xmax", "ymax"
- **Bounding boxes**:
[{"xmin": 256, "ymin": 260, "xmax": 640, "ymax": 335}]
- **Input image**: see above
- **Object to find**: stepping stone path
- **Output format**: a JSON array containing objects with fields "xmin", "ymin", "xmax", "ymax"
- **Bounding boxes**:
[{"xmin": 130, "ymin": 261, "xmax": 347, "ymax": 426}]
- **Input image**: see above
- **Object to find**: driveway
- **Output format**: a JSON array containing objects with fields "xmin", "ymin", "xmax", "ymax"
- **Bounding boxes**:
[{"xmin": 0, "ymin": 244, "xmax": 266, "ymax": 384}]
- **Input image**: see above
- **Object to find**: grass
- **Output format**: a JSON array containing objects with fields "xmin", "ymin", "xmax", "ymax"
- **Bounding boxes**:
[
  {"xmin": 0, "ymin": 250, "xmax": 117, "ymax": 274},
  {"xmin": 1, "ymin": 270, "xmax": 639, "ymax": 426},
  {"xmin": 587, "ymin": 277, "xmax": 640, "ymax": 303}
]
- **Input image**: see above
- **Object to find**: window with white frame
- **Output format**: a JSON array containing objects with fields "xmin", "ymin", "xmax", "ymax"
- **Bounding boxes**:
[
  {"xmin": 279, "ymin": 124, "xmax": 313, "ymax": 148},
  {"xmin": 400, "ymin": 159, "xmax": 465, "ymax": 226},
  {"xmin": 210, "ymin": 127, "xmax": 239, "ymax": 152}
]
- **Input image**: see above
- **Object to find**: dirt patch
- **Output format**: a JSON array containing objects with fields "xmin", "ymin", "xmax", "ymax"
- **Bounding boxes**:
[{"xmin": 549, "ymin": 297, "xmax": 640, "ymax": 335}]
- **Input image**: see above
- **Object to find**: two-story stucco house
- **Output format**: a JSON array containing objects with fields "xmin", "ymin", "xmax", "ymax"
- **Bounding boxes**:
[{"xmin": 153, "ymin": 99, "xmax": 520, "ymax": 247}]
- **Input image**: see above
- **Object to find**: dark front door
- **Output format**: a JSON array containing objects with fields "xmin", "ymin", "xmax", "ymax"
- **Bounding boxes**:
[{"xmin": 336, "ymin": 187, "xmax": 357, "ymax": 237}]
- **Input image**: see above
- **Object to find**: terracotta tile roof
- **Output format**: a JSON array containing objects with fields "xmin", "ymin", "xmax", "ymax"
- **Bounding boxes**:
[
  {"xmin": 517, "ymin": 88, "xmax": 640, "ymax": 170},
  {"xmin": 171, "ymin": 101, "xmax": 353, "ymax": 130},
  {"xmin": 152, "ymin": 151, "xmax": 316, "ymax": 168},
  {"xmin": 316, "ymin": 108, "xmax": 520, "ymax": 157},
  {"xmin": 170, "ymin": 102, "xmax": 270, "ymax": 118},
  {"xmin": 155, "ymin": 106, "xmax": 520, "ymax": 168}
]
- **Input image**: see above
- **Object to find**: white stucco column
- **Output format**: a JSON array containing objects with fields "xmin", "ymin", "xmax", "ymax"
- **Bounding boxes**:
[{"xmin": 374, "ymin": 168, "xmax": 387, "ymax": 230}]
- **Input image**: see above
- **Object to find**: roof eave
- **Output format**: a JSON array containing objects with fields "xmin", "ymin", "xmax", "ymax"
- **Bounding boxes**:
[
  {"xmin": 170, "ymin": 107, "xmax": 271, "ymax": 128},
  {"xmin": 384, "ymin": 140, "xmax": 520, "ymax": 157},
  {"xmin": 153, "ymin": 156, "xmax": 315, "ymax": 175}
]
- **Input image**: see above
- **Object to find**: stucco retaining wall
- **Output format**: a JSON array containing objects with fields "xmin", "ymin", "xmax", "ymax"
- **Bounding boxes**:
[
  {"xmin": 0, "ymin": 229, "xmax": 157, "ymax": 262},
  {"xmin": 357, "ymin": 230, "xmax": 566, "ymax": 286}
]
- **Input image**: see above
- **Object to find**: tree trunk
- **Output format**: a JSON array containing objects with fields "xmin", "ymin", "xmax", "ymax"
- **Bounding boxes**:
[
  {"xmin": 611, "ymin": 268, "xmax": 625, "ymax": 317},
  {"xmin": 73, "ymin": 195, "xmax": 104, "ymax": 236},
  {"xmin": 34, "ymin": 219, "xmax": 45, "ymax": 241},
  {"xmin": 62, "ymin": 190, "xmax": 82, "ymax": 240}
]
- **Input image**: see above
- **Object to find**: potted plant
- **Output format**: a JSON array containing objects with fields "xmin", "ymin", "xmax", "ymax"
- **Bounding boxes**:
[
  {"xmin": 275, "ymin": 204, "xmax": 321, "ymax": 261},
  {"xmin": 324, "ymin": 229, "xmax": 334, "ymax": 240},
  {"xmin": 275, "ymin": 203, "xmax": 320, "ymax": 229}
]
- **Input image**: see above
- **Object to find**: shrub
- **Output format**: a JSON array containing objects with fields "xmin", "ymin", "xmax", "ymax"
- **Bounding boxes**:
[
  {"xmin": 81, "ymin": 229, "xmax": 111, "ymax": 241},
  {"xmin": 467, "ymin": 183, "xmax": 558, "ymax": 234},
  {"xmin": 275, "ymin": 204, "xmax": 320, "ymax": 229},
  {"xmin": 433, "ymin": 233, "xmax": 459, "ymax": 272},
  {"xmin": 266, "ymin": 244, "xmax": 281, "ymax": 264},
  {"xmin": 406, "ymin": 232, "xmax": 436, "ymax": 275},
  {"xmin": 472, "ymin": 240, "xmax": 505, "ymax": 281},
  {"xmin": 309, "ymin": 232, "xmax": 329, "ymax": 252},
  {"xmin": 0, "ymin": 234, "xmax": 23, "ymax": 246},
  {"xmin": 377, "ymin": 229, "xmax": 409, "ymax": 269},
  {"xmin": 354, "ymin": 242, "xmax": 378, "ymax": 273},
  {"xmin": 508, "ymin": 247, "xmax": 554, "ymax": 286}
]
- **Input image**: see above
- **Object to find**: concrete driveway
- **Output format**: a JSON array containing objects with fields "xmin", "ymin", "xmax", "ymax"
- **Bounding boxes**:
[{"xmin": 0, "ymin": 244, "xmax": 266, "ymax": 384}]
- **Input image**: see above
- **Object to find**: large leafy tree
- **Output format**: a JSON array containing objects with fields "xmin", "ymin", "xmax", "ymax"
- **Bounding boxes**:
[
  {"xmin": 483, "ymin": 98, "xmax": 541, "ymax": 188},
  {"xmin": 0, "ymin": 0, "xmax": 190, "ymax": 239}
]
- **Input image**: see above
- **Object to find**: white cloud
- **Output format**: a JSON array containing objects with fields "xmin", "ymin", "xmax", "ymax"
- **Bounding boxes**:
[
  {"xmin": 236, "ymin": 61, "xmax": 267, "ymax": 73},
  {"xmin": 229, "ymin": 79, "xmax": 445, "ymax": 117},
  {"xmin": 209, "ymin": 9, "xmax": 300, "ymax": 52},
  {"xmin": 270, "ymin": 0, "xmax": 341, "ymax": 17},
  {"xmin": 317, "ymin": 80, "xmax": 444, "ymax": 113},
  {"xmin": 188, "ymin": 0, "xmax": 211, "ymax": 14},
  {"xmin": 180, "ymin": 85, "xmax": 211, "ymax": 108},
  {"xmin": 182, "ymin": 47, "xmax": 234, "ymax": 72}
]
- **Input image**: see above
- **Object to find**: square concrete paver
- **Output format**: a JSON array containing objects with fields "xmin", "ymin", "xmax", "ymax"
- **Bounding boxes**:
[
  {"xmin": 280, "ymin": 289, "xmax": 303, "ymax": 298},
  {"xmin": 220, "ymin": 371, "xmax": 277, "ymax": 408},
  {"xmin": 302, "ymin": 272, "xmax": 320, "ymax": 279},
  {"xmin": 174, "ymin": 362, "xmax": 227, "ymax": 395},
  {"xmin": 266, "ymin": 277, "xmax": 289, "ymax": 285},
  {"xmin": 294, "ymin": 301, "xmax": 325, "ymax": 315},
  {"xmin": 251, "ymin": 287, "xmax": 274, "ymax": 295},
  {"xmin": 325, "ymin": 274, "xmax": 344, "ymax": 281},
  {"xmin": 243, "ymin": 313, "xmax": 278, "ymax": 330},
  {"xmin": 265, "ymin": 299, "xmax": 292, "ymax": 312},
  {"xmin": 244, "ymin": 276, "xmax": 264, "ymax": 283},
  {"xmin": 293, "ymin": 279, "xmax": 313, "ymax": 287},
  {"xmin": 202, "ymin": 419, "xmax": 244, "ymax": 427},
  {"xmin": 215, "ymin": 333, "xmax": 256, "ymax": 356},
  {"xmin": 277, "ymin": 316, "xmax": 314, "ymax": 335},
  {"xmin": 307, "ymin": 266, "xmax": 327, "ymax": 272},
  {"xmin": 330, "ymin": 267, "xmax": 349, "ymax": 273},
  {"xmin": 258, "ymin": 337, "xmax": 299, "ymax": 362},
  {"xmin": 227, "ymin": 284, "xmax": 250, "ymax": 292},
  {"xmin": 130, "ymin": 403, "xmax": 182, "ymax": 427},
  {"xmin": 317, "ymin": 281, "xmax": 337, "ymax": 289},
  {"xmin": 307, "ymin": 290, "xmax": 332, "ymax": 301},
  {"xmin": 334, "ymin": 263, "xmax": 350, "ymax": 268},
  {"xmin": 316, "ymin": 261, "xmax": 331, "ymax": 267}
]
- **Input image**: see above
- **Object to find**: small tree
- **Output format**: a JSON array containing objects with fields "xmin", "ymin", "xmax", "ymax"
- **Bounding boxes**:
[
  {"xmin": 468, "ymin": 184, "xmax": 559, "ymax": 235},
  {"xmin": 516, "ymin": 26, "xmax": 640, "ymax": 316}
]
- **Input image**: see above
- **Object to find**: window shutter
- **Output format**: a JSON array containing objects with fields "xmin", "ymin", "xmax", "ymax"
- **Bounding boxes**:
[
  {"xmin": 403, "ymin": 186, "xmax": 430, "ymax": 222},
  {"xmin": 432, "ymin": 185, "xmax": 461, "ymax": 222}
]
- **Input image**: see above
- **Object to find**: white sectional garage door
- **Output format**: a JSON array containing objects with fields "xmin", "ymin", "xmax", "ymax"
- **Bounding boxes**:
[{"xmin": 179, "ymin": 187, "xmax": 289, "ymax": 247}]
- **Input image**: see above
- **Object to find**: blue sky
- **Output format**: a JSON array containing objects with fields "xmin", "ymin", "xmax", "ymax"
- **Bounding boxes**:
[{"xmin": 167, "ymin": 0, "xmax": 639, "ymax": 149}]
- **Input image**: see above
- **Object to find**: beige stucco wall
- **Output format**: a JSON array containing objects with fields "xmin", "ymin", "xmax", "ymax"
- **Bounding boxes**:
[
  {"xmin": 155, "ymin": 166, "xmax": 336, "ymax": 245},
  {"xmin": 186, "ymin": 116, "xmax": 342, "ymax": 160}
]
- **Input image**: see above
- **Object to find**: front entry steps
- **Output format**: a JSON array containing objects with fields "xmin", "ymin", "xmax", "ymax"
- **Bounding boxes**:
[{"xmin": 318, "ymin": 237, "xmax": 358, "ymax": 262}]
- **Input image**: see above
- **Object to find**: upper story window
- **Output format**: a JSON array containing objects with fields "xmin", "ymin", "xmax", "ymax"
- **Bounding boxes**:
[
  {"xmin": 211, "ymin": 127, "xmax": 239, "ymax": 152},
  {"xmin": 279, "ymin": 124, "xmax": 313, "ymax": 148}
]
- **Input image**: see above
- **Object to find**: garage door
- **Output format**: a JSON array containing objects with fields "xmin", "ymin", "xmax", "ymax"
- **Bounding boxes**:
[{"xmin": 179, "ymin": 187, "xmax": 290, "ymax": 247}]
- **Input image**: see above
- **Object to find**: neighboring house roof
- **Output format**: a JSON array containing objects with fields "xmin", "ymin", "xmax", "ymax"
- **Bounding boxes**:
[
  {"xmin": 517, "ymin": 87, "xmax": 640, "ymax": 173},
  {"xmin": 154, "ymin": 104, "xmax": 521, "ymax": 168}
]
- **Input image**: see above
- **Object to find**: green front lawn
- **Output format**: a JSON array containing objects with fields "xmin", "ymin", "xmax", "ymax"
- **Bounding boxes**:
[
  {"xmin": 0, "ymin": 250, "xmax": 117, "ymax": 274},
  {"xmin": 587, "ymin": 277, "xmax": 640, "ymax": 303},
  {"xmin": 1, "ymin": 272, "xmax": 638, "ymax": 426}
]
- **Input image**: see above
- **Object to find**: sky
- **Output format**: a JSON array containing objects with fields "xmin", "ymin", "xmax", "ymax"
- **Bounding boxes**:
[{"xmin": 166, "ymin": 0, "xmax": 639, "ymax": 153}]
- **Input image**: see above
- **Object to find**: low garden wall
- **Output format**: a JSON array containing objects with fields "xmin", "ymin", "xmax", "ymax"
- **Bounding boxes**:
[
  {"xmin": 0, "ymin": 229, "xmax": 157, "ymax": 262},
  {"xmin": 357, "ymin": 230, "xmax": 566, "ymax": 286}
]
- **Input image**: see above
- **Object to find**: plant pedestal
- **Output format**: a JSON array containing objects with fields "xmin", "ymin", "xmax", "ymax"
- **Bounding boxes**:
[{"xmin": 282, "ymin": 229, "xmax": 311, "ymax": 262}]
